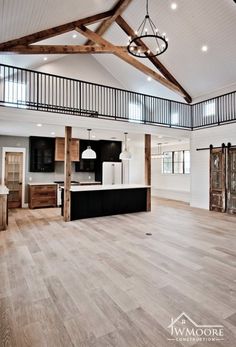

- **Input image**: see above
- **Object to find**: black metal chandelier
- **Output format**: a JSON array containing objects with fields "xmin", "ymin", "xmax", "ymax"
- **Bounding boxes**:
[{"xmin": 127, "ymin": 0, "xmax": 168, "ymax": 58}]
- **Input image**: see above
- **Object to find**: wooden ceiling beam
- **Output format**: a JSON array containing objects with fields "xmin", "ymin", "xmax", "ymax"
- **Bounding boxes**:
[
  {"xmin": 1, "ymin": 45, "xmax": 128, "ymax": 54},
  {"xmin": 116, "ymin": 16, "xmax": 192, "ymax": 103},
  {"xmin": 76, "ymin": 25, "xmax": 183, "ymax": 96},
  {"xmin": 85, "ymin": 0, "xmax": 133, "ymax": 45},
  {"xmin": 0, "ymin": 10, "xmax": 113, "ymax": 50}
]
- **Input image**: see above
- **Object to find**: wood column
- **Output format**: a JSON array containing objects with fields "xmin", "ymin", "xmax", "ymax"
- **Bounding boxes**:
[
  {"xmin": 145, "ymin": 134, "xmax": 151, "ymax": 211},
  {"xmin": 64, "ymin": 126, "xmax": 72, "ymax": 222}
]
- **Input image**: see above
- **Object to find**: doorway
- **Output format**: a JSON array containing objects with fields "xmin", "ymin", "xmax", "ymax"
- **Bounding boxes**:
[
  {"xmin": 2, "ymin": 148, "xmax": 26, "ymax": 208},
  {"xmin": 209, "ymin": 145, "xmax": 236, "ymax": 214}
]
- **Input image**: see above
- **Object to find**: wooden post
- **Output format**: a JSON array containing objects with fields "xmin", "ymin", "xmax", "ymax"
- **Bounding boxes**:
[
  {"xmin": 145, "ymin": 134, "xmax": 151, "ymax": 211},
  {"xmin": 64, "ymin": 126, "xmax": 72, "ymax": 222}
]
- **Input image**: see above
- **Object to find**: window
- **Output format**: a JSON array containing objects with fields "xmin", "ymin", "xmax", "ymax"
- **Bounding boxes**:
[
  {"xmin": 162, "ymin": 150, "xmax": 190, "ymax": 174},
  {"xmin": 129, "ymin": 102, "xmax": 142, "ymax": 123},
  {"xmin": 184, "ymin": 150, "xmax": 190, "ymax": 174},
  {"xmin": 162, "ymin": 151, "xmax": 172, "ymax": 174},
  {"xmin": 4, "ymin": 81, "xmax": 26, "ymax": 108},
  {"xmin": 173, "ymin": 151, "xmax": 184, "ymax": 174},
  {"xmin": 204, "ymin": 101, "xmax": 215, "ymax": 117},
  {"xmin": 171, "ymin": 112, "xmax": 179, "ymax": 125}
]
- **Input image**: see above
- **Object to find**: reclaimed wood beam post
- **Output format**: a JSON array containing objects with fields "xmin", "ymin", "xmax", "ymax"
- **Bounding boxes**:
[
  {"xmin": 64, "ymin": 126, "xmax": 72, "ymax": 222},
  {"xmin": 145, "ymin": 134, "xmax": 151, "ymax": 211}
]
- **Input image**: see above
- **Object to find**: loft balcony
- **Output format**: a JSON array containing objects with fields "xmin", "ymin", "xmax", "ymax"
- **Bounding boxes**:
[{"xmin": 0, "ymin": 64, "xmax": 235, "ymax": 130}]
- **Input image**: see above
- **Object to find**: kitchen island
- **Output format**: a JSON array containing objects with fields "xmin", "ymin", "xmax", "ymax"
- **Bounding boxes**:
[{"xmin": 61, "ymin": 184, "xmax": 150, "ymax": 220}]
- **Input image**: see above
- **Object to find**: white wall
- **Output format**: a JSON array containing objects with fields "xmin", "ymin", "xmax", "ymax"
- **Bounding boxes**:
[
  {"xmin": 128, "ymin": 135, "xmax": 145, "ymax": 185},
  {"xmin": 37, "ymin": 55, "xmax": 124, "ymax": 89},
  {"xmin": 190, "ymin": 123, "xmax": 236, "ymax": 209},
  {"xmin": 152, "ymin": 142, "xmax": 191, "ymax": 202}
]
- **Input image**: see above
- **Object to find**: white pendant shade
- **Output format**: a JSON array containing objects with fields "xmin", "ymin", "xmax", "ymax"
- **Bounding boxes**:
[
  {"xmin": 81, "ymin": 146, "xmax": 96, "ymax": 159},
  {"xmin": 119, "ymin": 150, "xmax": 132, "ymax": 160},
  {"xmin": 81, "ymin": 129, "xmax": 96, "ymax": 159},
  {"xmin": 119, "ymin": 132, "xmax": 132, "ymax": 160}
]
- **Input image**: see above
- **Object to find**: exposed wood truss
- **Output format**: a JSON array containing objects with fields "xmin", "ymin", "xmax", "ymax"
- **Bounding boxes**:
[
  {"xmin": 85, "ymin": 0, "xmax": 133, "ymax": 45},
  {"xmin": 76, "ymin": 25, "xmax": 182, "ymax": 95},
  {"xmin": 0, "ymin": 10, "xmax": 113, "ymax": 50},
  {"xmin": 116, "ymin": 16, "xmax": 192, "ymax": 103},
  {"xmin": 0, "ymin": 0, "xmax": 192, "ymax": 102}
]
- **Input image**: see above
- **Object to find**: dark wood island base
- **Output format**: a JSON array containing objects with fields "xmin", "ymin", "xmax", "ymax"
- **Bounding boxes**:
[{"xmin": 62, "ymin": 184, "xmax": 150, "ymax": 220}]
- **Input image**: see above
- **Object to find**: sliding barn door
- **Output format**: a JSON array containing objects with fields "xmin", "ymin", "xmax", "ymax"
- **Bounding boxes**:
[
  {"xmin": 227, "ymin": 147, "xmax": 236, "ymax": 214},
  {"xmin": 209, "ymin": 147, "xmax": 226, "ymax": 212}
]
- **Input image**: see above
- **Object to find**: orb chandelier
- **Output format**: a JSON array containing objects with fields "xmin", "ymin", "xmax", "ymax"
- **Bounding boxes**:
[{"xmin": 127, "ymin": 0, "xmax": 168, "ymax": 58}]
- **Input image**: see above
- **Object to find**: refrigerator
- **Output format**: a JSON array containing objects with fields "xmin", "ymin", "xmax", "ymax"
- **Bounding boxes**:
[{"xmin": 102, "ymin": 162, "xmax": 122, "ymax": 185}]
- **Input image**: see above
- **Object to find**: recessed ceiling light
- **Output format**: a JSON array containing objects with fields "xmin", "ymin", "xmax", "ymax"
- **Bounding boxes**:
[
  {"xmin": 171, "ymin": 3, "xmax": 178, "ymax": 10},
  {"xmin": 72, "ymin": 34, "xmax": 77, "ymax": 38},
  {"xmin": 147, "ymin": 76, "xmax": 152, "ymax": 82},
  {"xmin": 91, "ymin": 135, "xmax": 96, "ymax": 138},
  {"xmin": 51, "ymin": 131, "xmax": 55, "ymax": 135},
  {"xmin": 37, "ymin": 123, "xmax": 42, "ymax": 127},
  {"xmin": 201, "ymin": 45, "xmax": 208, "ymax": 52},
  {"xmin": 43, "ymin": 57, "xmax": 48, "ymax": 61}
]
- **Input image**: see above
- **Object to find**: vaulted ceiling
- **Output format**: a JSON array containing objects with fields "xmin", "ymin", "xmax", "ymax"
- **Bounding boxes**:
[{"xmin": 0, "ymin": 0, "xmax": 236, "ymax": 102}]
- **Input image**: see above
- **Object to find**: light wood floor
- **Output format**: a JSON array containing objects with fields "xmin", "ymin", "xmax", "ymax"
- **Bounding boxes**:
[{"xmin": 0, "ymin": 198, "xmax": 236, "ymax": 347}]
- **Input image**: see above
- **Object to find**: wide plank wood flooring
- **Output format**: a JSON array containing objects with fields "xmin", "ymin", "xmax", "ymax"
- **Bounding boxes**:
[{"xmin": 0, "ymin": 198, "xmax": 236, "ymax": 347}]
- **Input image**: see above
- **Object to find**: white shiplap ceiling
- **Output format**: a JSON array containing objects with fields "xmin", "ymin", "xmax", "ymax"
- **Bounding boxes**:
[{"xmin": 0, "ymin": 0, "xmax": 236, "ymax": 101}]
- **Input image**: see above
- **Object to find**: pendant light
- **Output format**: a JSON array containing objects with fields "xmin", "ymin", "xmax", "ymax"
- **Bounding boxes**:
[
  {"xmin": 119, "ymin": 132, "xmax": 132, "ymax": 160},
  {"xmin": 151, "ymin": 143, "xmax": 165, "ymax": 159},
  {"xmin": 127, "ymin": 0, "xmax": 168, "ymax": 58},
  {"xmin": 81, "ymin": 129, "xmax": 96, "ymax": 159}
]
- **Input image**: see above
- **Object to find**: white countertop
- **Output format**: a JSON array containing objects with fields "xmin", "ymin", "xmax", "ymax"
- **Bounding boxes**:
[
  {"xmin": 28, "ymin": 182, "xmax": 57, "ymax": 186},
  {"xmin": 62, "ymin": 184, "xmax": 150, "ymax": 192},
  {"xmin": 0, "ymin": 185, "xmax": 9, "ymax": 195}
]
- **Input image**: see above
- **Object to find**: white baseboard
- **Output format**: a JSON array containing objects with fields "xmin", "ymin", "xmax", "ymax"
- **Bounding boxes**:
[{"xmin": 152, "ymin": 188, "xmax": 190, "ymax": 203}]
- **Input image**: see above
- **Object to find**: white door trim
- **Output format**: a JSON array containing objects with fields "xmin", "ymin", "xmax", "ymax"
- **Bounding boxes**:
[{"xmin": 1, "ymin": 147, "xmax": 27, "ymax": 208}]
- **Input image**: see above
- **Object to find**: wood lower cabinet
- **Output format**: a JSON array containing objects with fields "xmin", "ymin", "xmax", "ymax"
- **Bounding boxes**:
[
  {"xmin": 55, "ymin": 137, "xmax": 80, "ymax": 161},
  {"xmin": 28, "ymin": 184, "xmax": 57, "ymax": 209},
  {"xmin": 0, "ymin": 192, "xmax": 8, "ymax": 231}
]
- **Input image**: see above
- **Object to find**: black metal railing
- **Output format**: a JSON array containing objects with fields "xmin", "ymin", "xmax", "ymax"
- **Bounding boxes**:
[
  {"xmin": 0, "ymin": 64, "xmax": 235, "ymax": 130},
  {"xmin": 192, "ymin": 91, "xmax": 236, "ymax": 128}
]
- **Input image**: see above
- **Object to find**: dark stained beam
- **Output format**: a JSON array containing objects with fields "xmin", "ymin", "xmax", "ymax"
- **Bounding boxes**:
[
  {"xmin": 2, "ymin": 45, "xmax": 128, "ymax": 54},
  {"xmin": 85, "ymin": 0, "xmax": 133, "ymax": 45},
  {"xmin": 116, "ymin": 16, "xmax": 192, "ymax": 103},
  {"xmin": 0, "ymin": 10, "xmax": 113, "ymax": 50}
]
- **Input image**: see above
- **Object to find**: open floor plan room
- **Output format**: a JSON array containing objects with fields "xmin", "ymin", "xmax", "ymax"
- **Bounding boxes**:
[{"xmin": 0, "ymin": 0, "xmax": 236, "ymax": 346}]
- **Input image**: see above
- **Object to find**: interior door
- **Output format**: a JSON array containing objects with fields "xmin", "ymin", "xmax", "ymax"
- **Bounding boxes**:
[
  {"xmin": 5, "ymin": 152, "xmax": 23, "ymax": 208},
  {"xmin": 209, "ymin": 146, "xmax": 226, "ymax": 212},
  {"xmin": 227, "ymin": 147, "xmax": 236, "ymax": 214}
]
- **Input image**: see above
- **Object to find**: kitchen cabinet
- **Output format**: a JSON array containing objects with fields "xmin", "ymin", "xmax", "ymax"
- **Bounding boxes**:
[
  {"xmin": 99, "ymin": 140, "xmax": 122, "ymax": 162},
  {"xmin": 75, "ymin": 140, "xmax": 98, "ymax": 172},
  {"xmin": 28, "ymin": 184, "xmax": 57, "ymax": 209},
  {"xmin": 95, "ymin": 140, "xmax": 122, "ymax": 181},
  {"xmin": 55, "ymin": 137, "xmax": 80, "ymax": 161},
  {"xmin": 29, "ymin": 137, "xmax": 55, "ymax": 172}
]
